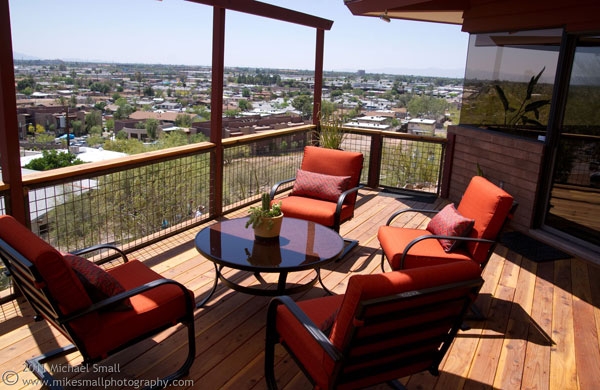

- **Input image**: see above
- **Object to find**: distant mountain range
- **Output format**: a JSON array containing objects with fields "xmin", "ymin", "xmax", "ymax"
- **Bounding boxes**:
[
  {"xmin": 334, "ymin": 66, "xmax": 465, "ymax": 78},
  {"xmin": 13, "ymin": 52, "xmax": 40, "ymax": 60},
  {"xmin": 13, "ymin": 51, "xmax": 465, "ymax": 78}
]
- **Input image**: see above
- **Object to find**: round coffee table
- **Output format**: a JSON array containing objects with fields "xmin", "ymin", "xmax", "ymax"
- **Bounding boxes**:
[{"xmin": 194, "ymin": 217, "xmax": 344, "ymax": 307}]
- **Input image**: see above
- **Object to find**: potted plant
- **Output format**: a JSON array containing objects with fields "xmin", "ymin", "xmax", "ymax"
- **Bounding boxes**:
[
  {"xmin": 245, "ymin": 193, "xmax": 284, "ymax": 239},
  {"xmin": 313, "ymin": 112, "xmax": 346, "ymax": 150}
]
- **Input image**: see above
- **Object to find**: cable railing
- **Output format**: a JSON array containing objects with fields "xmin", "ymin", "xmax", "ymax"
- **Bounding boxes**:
[
  {"xmin": 341, "ymin": 127, "xmax": 447, "ymax": 194},
  {"xmin": 0, "ymin": 124, "xmax": 447, "ymax": 302}
]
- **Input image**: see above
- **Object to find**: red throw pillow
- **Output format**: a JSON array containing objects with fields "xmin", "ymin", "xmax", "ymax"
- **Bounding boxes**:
[
  {"xmin": 426, "ymin": 204, "xmax": 475, "ymax": 252},
  {"xmin": 291, "ymin": 169, "xmax": 352, "ymax": 202},
  {"xmin": 62, "ymin": 253, "xmax": 132, "ymax": 311}
]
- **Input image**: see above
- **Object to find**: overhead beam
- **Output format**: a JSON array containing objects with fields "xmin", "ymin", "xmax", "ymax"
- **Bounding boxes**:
[{"xmin": 186, "ymin": 0, "xmax": 333, "ymax": 30}]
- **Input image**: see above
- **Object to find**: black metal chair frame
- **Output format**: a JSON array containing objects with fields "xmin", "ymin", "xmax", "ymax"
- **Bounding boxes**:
[
  {"xmin": 265, "ymin": 277, "xmax": 484, "ymax": 390},
  {"xmin": 270, "ymin": 176, "xmax": 364, "ymax": 260},
  {"xmin": 0, "ymin": 241, "xmax": 196, "ymax": 390},
  {"xmin": 380, "ymin": 203, "xmax": 519, "ymax": 272}
]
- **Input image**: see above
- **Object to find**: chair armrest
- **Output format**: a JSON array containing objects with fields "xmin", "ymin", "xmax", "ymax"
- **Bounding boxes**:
[
  {"xmin": 270, "ymin": 178, "xmax": 296, "ymax": 200},
  {"xmin": 60, "ymin": 278, "xmax": 193, "ymax": 323},
  {"xmin": 386, "ymin": 208, "xmax": 440, "ymax": 226},
  {"xmin": 267, "ymin": 295, "xmax": 343, "ymax": 362},
  {"xmin": 400, "ymin": 235, "xmax": 495, "ymax": 269},
  {"xmin": 333, "ymin": 185, "xmax": 364, "ymax": 229},
  {"xmin": 70, "ymin": 244, "xmax": 128, "ymax": 265}
]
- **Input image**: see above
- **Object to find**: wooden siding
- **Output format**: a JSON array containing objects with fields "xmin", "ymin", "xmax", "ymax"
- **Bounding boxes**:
[
  {"xmin": 447, "ymin": 125, "xmax": 545, "ymax": 232},
  {"xmin": 0, "ymin": 189, "xmax": 598, "ymax": 390}
]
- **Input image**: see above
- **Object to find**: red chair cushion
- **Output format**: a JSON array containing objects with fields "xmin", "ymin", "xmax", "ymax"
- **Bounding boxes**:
[
  {"xmin": 62, "ymin": 253, "xmax": 131, "ymax": 311},
  {"xmin": 277, "ymin": 196, "xmax": 353, "ymax": 227},
  {"xmin": 300, "ymin": 146, "xmax": 363, "ymax": 205},
  {"xmin": 0, "ymin": 216, "xmax": 93, "ymax": 315},
  {"xmin": 426, "ymin": 204, "xmax": 474, "ymax": 252},
  {"xmin": 328, "ymin": 262, "xmax": 482, "ymax": 375},
  {"xmin": 378, "ymin": 225, "xmax": 472, "ymax": 269},
  {"xmin": 291, "ymin": 169, "xmax": 352, "ymax": 202},
  {"xmin": 276, "ymin": 294, "xmax": 344, "ymax": 389},
  {"xmin": 457, "ymin": 176, "xmax": 513, "ymax": 263},
  {"xmin": 79, "ymin": 260, "xmax": 193, "ymax": 359}
]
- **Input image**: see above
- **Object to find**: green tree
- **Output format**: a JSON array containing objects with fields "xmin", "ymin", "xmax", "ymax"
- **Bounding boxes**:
[
  {"xmin": 22, "ymin": 87, "xmax": 33, "ymax": 96},
  {"xmin": 106, "ymin": 118, "xmax": 114, "ymax": 132},
  {"xmin": 238, "ymin": 99, "xmax": 253, "ymax": 111},
  {"xmin": 242, "ymin": 88, "xmax": 251, "ymax": 98},
  {"xmin": 116, "ymin": 130, "xmax": 127, "ymax": 140},
  {"xmin": 407, "ymin": 95, "xmax": 448, "ymax": 119},
  {"xmin": 85, "ymin": 110, "xmax": 102, "ymax": 133},
  {"xmin": 292, "ymin": 95, "xmax": 313, "ymax": 119},
  {"xmin": 175, "ymin": 114, "xmax": 193, "ymax": 128},
  {"xmin": 94, "ymin": 102, "xmax": 107, "ymax": 111},
  {"xmin": 17, "ymin": 76, "xmax": 35, "ymax": 92},
  {"xmin": 89, "ymin": 125, "xmax": 102, "ymax": 136},
  {"xmin": 224, "ymin": 109, "xmax": 240, "ymax": 118},
  {"xmin": 112, "ymin": 92, "xmax": 121, "ymax": 101},
  {"xmin": 145, "ymin": 118, "xmax": 160, "ymax": 140},
  {"xmin": 24, "ymin": 150, "xmax": 83, "ymax": 171},
  {"xmin": 320, "ymin": 100, "xmax": 336, "ymax": 118},
  {"xmin": 143, "ymin": 85, "xmax": 155, "ymax": 96},
  {"xmin": 71, "ymin": 120, "xmax": 84, "ymax": 136},
  {"xmin": 86, "ymin": 135, "xmax": 104, "ymax": 147}
]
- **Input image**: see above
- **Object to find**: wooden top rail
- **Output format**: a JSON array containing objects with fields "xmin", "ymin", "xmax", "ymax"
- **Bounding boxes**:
[
  {"xmin": 222, "ymin": 124, "xmax": 316, "ymax": 147},
  {"xmin": 19, "ymin": 125, "xmax": 315, "ymax": 189},
  {"xmin": 342, "ymin": 126, "xmax": 448, "ymax": 144},
  {"xmin": 22, "ymin": 141, "xmax": 215, "ymax": 187},
  {"xmin": 0, "ymin": 181, "xmax": 8, "ymax": 192}
]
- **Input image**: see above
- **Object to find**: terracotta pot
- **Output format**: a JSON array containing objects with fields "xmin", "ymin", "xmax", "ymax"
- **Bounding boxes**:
[{"xmin": 253, "ymin": 214, "xmax": 284, "ymax": 239}]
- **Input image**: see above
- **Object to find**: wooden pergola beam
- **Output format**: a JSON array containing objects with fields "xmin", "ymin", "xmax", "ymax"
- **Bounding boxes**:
[{"xmin": 186, "ymin": 0, "xmax": 333, "ymax": 30}]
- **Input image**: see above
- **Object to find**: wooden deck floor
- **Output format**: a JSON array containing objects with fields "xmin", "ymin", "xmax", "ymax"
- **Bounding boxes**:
[{"xmin": 1, "ymin": 189, "xmax": 599, "ymax": 390}]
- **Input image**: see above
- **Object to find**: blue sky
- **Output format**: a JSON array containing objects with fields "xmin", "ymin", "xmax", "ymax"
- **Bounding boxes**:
[{"xmin": 9, "ymin": 0, "xmax": 469, "ymax": 77}]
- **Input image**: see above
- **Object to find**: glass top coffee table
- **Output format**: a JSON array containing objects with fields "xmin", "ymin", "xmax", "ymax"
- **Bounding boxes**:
[{"xmin": 194, "ymin": 217, "xmax": 344, "ymax": 307}]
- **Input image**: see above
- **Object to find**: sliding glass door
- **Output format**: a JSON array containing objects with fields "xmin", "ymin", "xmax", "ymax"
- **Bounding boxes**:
[{"xmin": 544, "ymin": 36, "xmax": 600, "ymax": 247}]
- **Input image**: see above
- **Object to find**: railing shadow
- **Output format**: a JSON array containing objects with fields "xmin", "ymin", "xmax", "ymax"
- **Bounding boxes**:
[{"xmin": 458, "ymin": 293, "xmax": 554, "ymax": 346}]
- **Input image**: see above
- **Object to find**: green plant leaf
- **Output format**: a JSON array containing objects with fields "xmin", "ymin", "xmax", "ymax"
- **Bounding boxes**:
[
  {"xmin": 526, "ymin": 67, "xmax": 545, "ymax": 100},
  {"xmin": 494, "ymin": 85, "xmax": 510, "ymax": 111},
  {"xmin": 522, "ymin": 117, "xmax": 545, "ymax": 127},
  {"xmin": 524, "ymin": 99, "xmax": 551, "ymax": 113}
]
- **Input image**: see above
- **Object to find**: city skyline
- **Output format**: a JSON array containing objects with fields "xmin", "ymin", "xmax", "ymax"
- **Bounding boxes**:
[{"xmin": 9, "ymin": 0, "xmax": 469, "ymax": 78}]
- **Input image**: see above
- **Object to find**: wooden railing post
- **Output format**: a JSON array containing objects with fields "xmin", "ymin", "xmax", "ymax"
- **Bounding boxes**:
[
  {"xmin": 440, "ymin": 132, "xmax": 456, "ymax": 198},
  {"xmin": 0, "ymin": 0, "xmax": 26, "ymax": 225},
  {"xmin": 368, "ymin": 133, "xmax": 383, "ymax": 188},
  {"xmin": 210, "ymin": 6, "xmax": 225, "ymax": 218}
]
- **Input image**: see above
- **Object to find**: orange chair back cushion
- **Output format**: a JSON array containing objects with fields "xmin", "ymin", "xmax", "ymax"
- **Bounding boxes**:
[
  {"xmin": 329, "ymin": 260, "xmax": 482, "ymax": 352},
  {"xmin": 300, "ymin": 146, "xmax": 363, "ymax": 205},
  {"xmin": 457, "ymin": 176, "xmax": 514, "ymax": 263},
  {"xmin": 0, "ymin": 216, "xmax": 92, "ymax": 315}
]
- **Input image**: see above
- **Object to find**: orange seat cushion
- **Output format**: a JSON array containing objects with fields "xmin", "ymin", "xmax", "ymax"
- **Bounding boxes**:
[
  {"xmin": 276, "ymin": 294, "xmax": 344, "ymax": 390},
  {"xmin": 78, "ymin": 260, "xmax": 193, "ymax": 359},
  {"xmin": 378, "ymin": 225, "xmax": 473, "ymax": 270},
  {"xmin": 457, "ymin": 176, "xmax": 514, "ymax": 263},
  {"xmin": 278, "ymin": 196, "xmax": 353, "ymax": 227}
]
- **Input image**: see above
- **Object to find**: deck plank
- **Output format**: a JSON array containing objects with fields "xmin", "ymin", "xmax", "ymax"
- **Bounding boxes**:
[{"xmin": 0, "ymin": 190, "xmax": 598, "ymax": 390}]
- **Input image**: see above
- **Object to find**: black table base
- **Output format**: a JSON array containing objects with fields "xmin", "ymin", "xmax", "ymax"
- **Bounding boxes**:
[{"xmin": 196, "ymin": 266, "xmax": 332, "ymax": 307}]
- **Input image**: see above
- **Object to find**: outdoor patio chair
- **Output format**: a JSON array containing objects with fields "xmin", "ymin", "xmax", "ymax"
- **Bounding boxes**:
[
  {"xmin": 378, "ymin": 176, "xmax": 516, "ymax": 271},
  {"xmin": 270, "ymin": 146, "xmax": 364, "ymax": 258},
  {"xmin": 265, "ymin": 260, "xmax": 483, "ymax": 389},
  {"xmin": 0, "ymin": 215, "xmax": 196, "ymax": 390}
]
